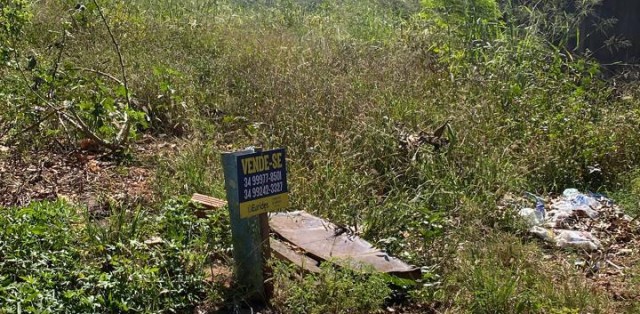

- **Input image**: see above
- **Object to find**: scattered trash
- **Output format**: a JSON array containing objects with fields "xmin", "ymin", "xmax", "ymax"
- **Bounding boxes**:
[
  {"xmin": 519, "ymin": 207, "xmax": 544, "ymax": 226},
  {"xmin": 530, "ymin": 226, "xmax": 554, "ymax": 243},
  {"xmin": 555, "ymin": 229, "xmax": 601, "ymax": 251},
  {"xmin": 549, "ymin": 188, "xmax": 600, "ymax": 220},
  {"xmin": 509, "ymin": 188, "xmax": 639, "ymax": 253},
  {"xmin": 144, "ymin": 236, "xmax": 165, "ymax": 246},
  {"xmin": 528, "ymin": 227, "xmax": 601, "ymax": 250},
  {"xmin": 395, "ymin": 120, "xmax": 451, "ymax": 157}
]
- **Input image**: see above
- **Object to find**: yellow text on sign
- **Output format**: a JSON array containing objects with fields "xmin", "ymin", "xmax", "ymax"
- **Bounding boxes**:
[
  {"xmin": 240, "ymin": 152, "xmax": 284, "ymax": 175},
  {"xmin": 239, "ymin": 193, "xmax": 289, "ymax": 218}
]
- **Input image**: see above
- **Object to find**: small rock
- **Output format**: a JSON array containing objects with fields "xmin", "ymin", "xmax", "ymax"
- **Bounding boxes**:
[{"xmin": 144, "ymin": 236, "xmax": 164, "ymax": 246}]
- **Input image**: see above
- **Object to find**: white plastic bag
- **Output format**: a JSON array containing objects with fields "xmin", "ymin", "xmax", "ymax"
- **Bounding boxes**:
[
  {"xmin": 555, "ymin": 230, "xmax": 601, "ymax": 251},
  {"xmin": 530, "ymin": 226, "xmax": 555, "ymax": 243},
  {"xmin": 519, "ymin": 207, "xmax": 544, "ymax": 226}
]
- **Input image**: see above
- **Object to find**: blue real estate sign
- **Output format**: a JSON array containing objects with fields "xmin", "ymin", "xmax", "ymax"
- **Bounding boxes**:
[{"xmin": 236, "ymin": 148, "xmax": 289, "ymax": 218}]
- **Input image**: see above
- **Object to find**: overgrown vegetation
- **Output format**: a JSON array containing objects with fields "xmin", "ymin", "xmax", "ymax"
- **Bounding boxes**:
[
  {"xmin": 0, "ymin": 199, "xmax": 230, "ymax": 312},
  {"xmin": 272, "ymin": 261, "xmax": 392, "ymax": 314},
  {"xmin": 2, "ymin": 0, "xmax": 640, "ymax": 312}
]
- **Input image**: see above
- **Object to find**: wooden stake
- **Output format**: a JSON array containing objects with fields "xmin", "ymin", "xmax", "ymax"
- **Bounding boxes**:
[{"xmin": 259, "ymin": 213, "xmax": 273, "ymax": 302}]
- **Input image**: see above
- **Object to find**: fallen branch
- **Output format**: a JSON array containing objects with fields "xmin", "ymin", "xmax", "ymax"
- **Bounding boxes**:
[{"xmin": 606, "ymin": 259, "xmax": 624, "ymax": 271}]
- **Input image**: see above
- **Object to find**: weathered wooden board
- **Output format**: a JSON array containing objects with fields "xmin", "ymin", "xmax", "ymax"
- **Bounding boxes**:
[
  {"xmin": 191, "ymin": 194, "xmax": 227, "ymax": 218},
  {"xmin": 271, "ymin": 239, "xmax": 321, "ymax": 273},
  {"xmin": 270, "ymin": 211, "xmax": 421, "ymax": 279},
  {"xmin": 191, "ymin": 193, "xmax": 227, "ymax": 209}
]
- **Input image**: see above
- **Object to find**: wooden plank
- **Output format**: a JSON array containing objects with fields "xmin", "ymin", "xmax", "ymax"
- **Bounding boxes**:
[
  {"xmin": 271, "ymin": 239, "xmax": 321, "ymax": 273},
  {"xmin": 191, "ymin": 193, "xmax": 227, "ymax": 209},
  {"xmin": 270, "ymin": 211, "xmax": 421, "ymax": 279},
  {"xmin": 191, "ymin": 194, "xmax": 227, "ymax": 218}
]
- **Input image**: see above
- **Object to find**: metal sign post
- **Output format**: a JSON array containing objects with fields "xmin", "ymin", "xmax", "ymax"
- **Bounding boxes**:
[{"xmin": 221, "ymin": 147, "xmax": 289, "ymax": 303}]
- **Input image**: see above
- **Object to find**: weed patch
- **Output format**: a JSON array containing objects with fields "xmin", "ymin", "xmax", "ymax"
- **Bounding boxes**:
[
  {"xmin": 272, "ymin": 261, "xmax": 391, "ymax": 314},
  {"xmin": 0, "ymin": 199, "xmax": 230, "ymax": 312},
  {"xmin": 2, "ymin": 0, "xmax": 640, "ymax": 312}
]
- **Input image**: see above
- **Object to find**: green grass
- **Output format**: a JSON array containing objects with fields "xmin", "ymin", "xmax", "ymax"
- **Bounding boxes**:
[
  {"xmin": 439, "ymin": 231, "xmax": 612, "ymax": 313},
  {"xmin": 272, "ymin": 261, "xmax": 392, "ymax": 314},
  {"xmin": 2, "ymin": 0, "xmax": 640, "ymax": 312}
]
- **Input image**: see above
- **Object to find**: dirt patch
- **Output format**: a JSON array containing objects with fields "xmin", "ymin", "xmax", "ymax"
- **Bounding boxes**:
[{"xmin": 0, "ymin": 142, "xmax": 162, "ymax": 210}]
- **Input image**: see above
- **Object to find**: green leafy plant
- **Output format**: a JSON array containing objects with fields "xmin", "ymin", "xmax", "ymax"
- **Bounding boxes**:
[
  {"xmin": 272, "ymin": 261, "xmax": 392, "ymax": 314},
  {"xmin": 1, "ymin": 1, "xmax": 146, "ymax": 152},
  {"xmin": 0, "ymin": 0, "xmax": 31, "ymax": 52},
  {"xmin": 0, "ymin": 199, "xmax": 229, "ymax": 313}
]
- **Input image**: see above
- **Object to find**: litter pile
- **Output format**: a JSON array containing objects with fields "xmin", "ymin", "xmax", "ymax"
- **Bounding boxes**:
[{"xmin": 511, "ymin": 189, "xmax": 639, "ymax": 252}]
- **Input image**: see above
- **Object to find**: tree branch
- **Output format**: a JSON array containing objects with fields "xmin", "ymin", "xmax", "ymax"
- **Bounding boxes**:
[
  {"xmin": 92, "ymin": 0, "xmax": 132, "ymax": 148},
  {"xmin": 48, "ymin": 26, "xmax": 67, "ymax": 99},
  {"xmin": 72, "ymin": 67, "xmax": 124, "ymax": 85},
  {"xmin": 61, "ymin": 109, "xmax": 116, "ymax": 150}
]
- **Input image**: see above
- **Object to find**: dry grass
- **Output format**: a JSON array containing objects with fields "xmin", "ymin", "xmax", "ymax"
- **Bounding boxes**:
[{"xmin": 2, "ymin": 0, "xmax": 640, "ymax": 312}]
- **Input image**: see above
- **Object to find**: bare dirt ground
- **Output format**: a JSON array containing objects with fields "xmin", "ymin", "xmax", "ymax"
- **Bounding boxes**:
[{"xmin": 0, "ymin": 139, "xmax": 167, "ymax": 212}]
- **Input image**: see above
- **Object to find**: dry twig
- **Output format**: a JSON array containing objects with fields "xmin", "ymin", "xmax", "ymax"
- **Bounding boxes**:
[{"xmin": 92, "ymin": 0, "xmax": 132, "ymax": 148}]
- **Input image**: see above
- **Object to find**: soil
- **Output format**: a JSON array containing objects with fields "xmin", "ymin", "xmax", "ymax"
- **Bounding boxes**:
[{"xmin": 0, "ymin": 139, "xmax": 166, "ymax": 212}]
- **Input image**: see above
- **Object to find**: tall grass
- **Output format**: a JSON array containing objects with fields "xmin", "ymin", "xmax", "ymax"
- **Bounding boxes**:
[{"xmin": 3, "ymin": 0, "xmax": 640, "ymax": 311}]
